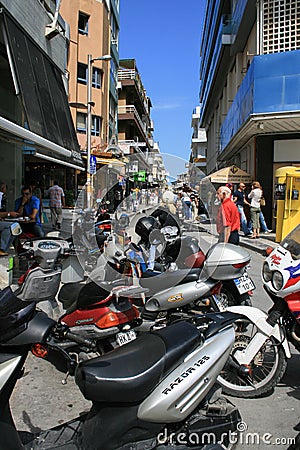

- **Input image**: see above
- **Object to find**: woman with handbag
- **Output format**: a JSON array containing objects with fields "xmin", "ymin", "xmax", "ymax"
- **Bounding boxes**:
[{"xmin": 248, "ymin": 181, "xmax": 263, "ymax": 238}]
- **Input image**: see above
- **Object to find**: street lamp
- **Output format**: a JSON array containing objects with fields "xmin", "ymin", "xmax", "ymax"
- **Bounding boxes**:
[{"xmin": 86, "ymin": 53, "xmax": 111, "ymax": 208}]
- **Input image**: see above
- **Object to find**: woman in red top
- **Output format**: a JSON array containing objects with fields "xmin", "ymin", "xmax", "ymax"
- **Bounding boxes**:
[{"xmin": 216, "ymin": 186, "xmax": 240, "ymax": 245}]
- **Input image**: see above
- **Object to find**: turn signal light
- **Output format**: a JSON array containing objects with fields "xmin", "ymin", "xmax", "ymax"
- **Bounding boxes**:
[
  {"xmin": 211, "ymin": 282, "xmax": 222, "ymax": 295},
  {"xmin": 265, "ymin": 246, "xmax": 274, "ymax": 256},
  {"xmin": 31, "ymin": 343, "xmax": 48, "ymax": 358},
  {"xmin": 96, "ymin": 311, "xmax": 120, "ymax": 329}
]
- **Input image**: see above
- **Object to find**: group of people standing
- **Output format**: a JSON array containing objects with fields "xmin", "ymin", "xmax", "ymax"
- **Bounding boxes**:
[
  {"xmin": 216, "ymin": 181, "xmax": 271, "ymax": 246},
  {"xmin": 0, "ymin": 180, "xmax": 65, "ymax": 256}
]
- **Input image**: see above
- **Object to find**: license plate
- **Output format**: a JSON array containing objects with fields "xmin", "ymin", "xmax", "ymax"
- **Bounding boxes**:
[
  {"xmin": 116, "ymin": 330, "xmax": 137, "ymax": 346},
  {"xmin": 234, "ymin": 273, "xmax": 255, "ymax": 294}
]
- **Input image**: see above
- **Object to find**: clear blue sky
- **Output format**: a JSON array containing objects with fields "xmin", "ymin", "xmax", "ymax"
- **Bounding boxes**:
[{"xmin": 119, "ymin": 0, "xmax": 206, "ymax": 161}]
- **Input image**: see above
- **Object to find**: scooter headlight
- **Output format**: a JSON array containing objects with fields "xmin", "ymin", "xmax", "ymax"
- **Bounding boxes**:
[
  {"xmin": 271, "ymin": 271, "xmax": 284, "ymax": 291},
  {"xmin": 262, "ymin": 262, "xmax": 272, "ymax": 282}
]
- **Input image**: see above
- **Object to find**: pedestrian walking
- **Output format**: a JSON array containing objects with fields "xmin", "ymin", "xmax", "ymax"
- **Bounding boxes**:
[
  {"xmin": 216, "ymin": 186, "xmax": 240, "ymax": 245},
  {"xmin": 233, "ymin": 183, "xmax": 252, "ymax": 236},
  {"xmin": 248, "ymin": 181, "xmax": 262, "ymax": 238},
  {"xmin": 182, "ymin": 191, "xmax": 192, "ymax": 220},
  {"xmin": 225, "ymin": 183, "xmax": 234, "ymax": 199},
  {"xmin": 48, "ymin": 180, "xmax": 65, "ymax": 230},
  {"xmin": 15, "ymin": 186, "xmax": 44, "ymax": 237}
]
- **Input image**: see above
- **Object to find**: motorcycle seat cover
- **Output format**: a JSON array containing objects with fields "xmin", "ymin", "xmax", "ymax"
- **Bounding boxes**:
[
  {"xmin": 140, "ymin": 268, "xmax": 200, "ymax": 295},
  {"xmin": 58, "ymin": 279, "xmax": 127, "ymax": 312},
  {"xmin": 75, "ymin": 321, "xmax": 200, "ymax": 403}
]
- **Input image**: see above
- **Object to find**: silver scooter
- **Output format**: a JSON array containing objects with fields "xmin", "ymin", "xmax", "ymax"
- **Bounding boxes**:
[{"xmin": 0, "ymin": 291, "xmax": 242, "ymax": 450}]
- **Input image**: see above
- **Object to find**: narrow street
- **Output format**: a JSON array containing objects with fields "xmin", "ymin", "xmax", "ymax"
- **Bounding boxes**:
[{"xmin": 10, "ymin": 230, "xmax": 300, "ymax": 449}]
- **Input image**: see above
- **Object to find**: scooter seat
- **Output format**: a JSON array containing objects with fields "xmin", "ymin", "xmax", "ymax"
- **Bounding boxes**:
[
  {"xmin": 58, "ymin": 279, "xmax": 126, "ymax": 312},
  {"xmin": 140, "ymin": 268, "xmax": 200, "ymax": 295},
  {"xmin": 75, "ymin": 321, "xmax": 201, "ymax": 403}
]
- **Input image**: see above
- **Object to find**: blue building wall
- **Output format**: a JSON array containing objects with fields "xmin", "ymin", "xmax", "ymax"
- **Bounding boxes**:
[
  {"xmin": 199, "ymin": 0, "xmax": 249, "ymax": 123},
  {"xmin": 220, "ymin": 50, "xmax": 300, "ymax": 151}
]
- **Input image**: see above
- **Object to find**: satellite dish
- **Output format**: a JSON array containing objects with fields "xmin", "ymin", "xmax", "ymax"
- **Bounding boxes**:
[{"xmin": 162, "ymin": 190, "xmax": 175, "ymax": 204}]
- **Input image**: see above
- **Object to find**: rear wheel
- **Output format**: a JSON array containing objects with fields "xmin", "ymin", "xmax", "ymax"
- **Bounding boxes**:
[
  {"xmin": 217, "ymin": 319, "xmax": 287, "ymax": 398},
  {"xmin": 220, "ymin": 281, "xmax": 252, "ymax": 307}
]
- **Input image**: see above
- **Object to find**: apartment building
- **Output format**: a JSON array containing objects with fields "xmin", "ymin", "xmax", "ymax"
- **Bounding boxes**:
[
  {"xmin": 60, "ymin": 0, "xmax": 120, "ymax": 188},
  {"xmin": 199, "ymin": 0, "xmax": 300, "ymax": 226},
  {"xmin": 117, "ymin": 58, "xmax": 156, "ymax": 188},
  {"xmin": 0, "ymin": 0, "xmax": 83, "ymax": 206}
]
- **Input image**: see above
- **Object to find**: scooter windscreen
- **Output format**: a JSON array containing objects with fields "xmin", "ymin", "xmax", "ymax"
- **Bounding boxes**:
[
  {"xmin": 280, "ymin": 224, "xmax": 300, "ymax": 260},
  {"xmin": 72, "ymin": 153, "xmax": 218, "ymax": 292}
]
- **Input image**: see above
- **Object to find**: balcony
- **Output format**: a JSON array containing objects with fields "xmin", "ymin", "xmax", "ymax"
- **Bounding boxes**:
[
  {"xmin": 118, "ymin": 67, "xmax": 149, "ymax": 112},
  {"xmin": 118, "ymin": 105, "xmax": 147, "ymax": 135}
]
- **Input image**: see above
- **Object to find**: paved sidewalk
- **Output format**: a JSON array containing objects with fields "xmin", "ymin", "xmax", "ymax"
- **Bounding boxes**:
[{"xmin": 189, "ymin": 219, "xmax": 277, "ymax": 255}]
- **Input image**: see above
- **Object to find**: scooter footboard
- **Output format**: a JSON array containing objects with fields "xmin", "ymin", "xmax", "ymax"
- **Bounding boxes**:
[{"xmin": 81, "ymin": 404, "xmax": 161, "ymax": 450}]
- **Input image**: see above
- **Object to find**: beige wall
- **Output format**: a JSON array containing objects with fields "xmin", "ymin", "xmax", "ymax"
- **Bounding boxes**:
[{"xmin": 60, "ymin": 0, "xmax": 111, "ymax": 151}]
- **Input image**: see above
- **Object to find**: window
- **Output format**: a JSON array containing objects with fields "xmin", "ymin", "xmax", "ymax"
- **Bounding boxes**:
[
  {"xmin": 77, "ymin": 63, "xmax": 87, "ymax": 84},
  {"xmin": 76, "ymin": 113, "xmax": 102, "ymax": 136},
  {"xmin": 91, "ymin": 116, "xmax": 102, "ymax": 136},
  {"xmin": 92, "ymin": 68, "xmax": 102, "ymax": 89},
  {"xmin": 77, "ymin": 112, "xmax": 86, "ymax": 133},
  {"xmin": 78, "ymin": 12, "xmax": 89, "ymax": 35}
]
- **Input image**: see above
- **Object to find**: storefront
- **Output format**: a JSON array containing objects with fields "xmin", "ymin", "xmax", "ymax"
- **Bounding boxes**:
[{"xmin": 0, "ymin": 3, "xmax": 84, "ymax": 208}]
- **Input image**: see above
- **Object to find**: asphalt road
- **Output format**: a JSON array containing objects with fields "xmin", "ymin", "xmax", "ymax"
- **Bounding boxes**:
[{"xmin": 10, "ymin": 231, "xmax": 300, "ymax": 449}]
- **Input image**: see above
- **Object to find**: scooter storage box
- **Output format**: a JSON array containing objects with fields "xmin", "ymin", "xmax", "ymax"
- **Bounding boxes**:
[
  {"xmin": 16, "ymin": 266, "xmax": 61, "ymax": 302},
  {"xmin": 203, "ymin": 243, "xmax": 250, "ymax": 280}
]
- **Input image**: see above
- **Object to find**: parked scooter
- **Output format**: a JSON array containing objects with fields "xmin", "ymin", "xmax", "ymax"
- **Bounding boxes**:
[
  {"xmin": 14, "ymin": 238, "xmax": 142, "ymax": 357},
  {"xmin": 15, "ymin": 235, "xmax": 253, "ymax": 358},
  {"xmin": 135, "ymin": 215, "xmax": 254, "ymax": 307},
  {"xmin": 93, "ymin": 219, "xmax": 254, "ymax": 310},
  {"xmin": 217, "ymin": 224, "xmax": 300, "ymax": 398},
  {"xmin": 0, "ymin": 292, "xmax": 242, "ymax": 449},
  {"xmin": 139, "ymin": 232, "xmax": 254, "ymax": 327}
]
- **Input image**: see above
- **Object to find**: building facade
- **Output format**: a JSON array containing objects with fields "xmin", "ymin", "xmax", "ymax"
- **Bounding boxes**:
[
  {"xmin": 199, "ymin": 0, "xmax": 300, "ymax": 227},
  {"xmin": 60, "ymin": 0, "xmax": 118, "ymax": 191},
  {"xmin": 117, "ymin": 58, "xmax": 157, "ymax": 191},
  {"xmin": 0, "ymin": 0, "xmax": 83, "ymax": 207},
  {"xmin": 190, "ymin": 105, "xmax": 207, "ymax": 187}
]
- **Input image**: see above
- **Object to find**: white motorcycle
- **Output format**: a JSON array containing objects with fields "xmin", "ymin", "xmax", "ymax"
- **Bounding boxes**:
[{"xmin": 217, "ymin": 225, "xmax": 300, "ymax": 398}]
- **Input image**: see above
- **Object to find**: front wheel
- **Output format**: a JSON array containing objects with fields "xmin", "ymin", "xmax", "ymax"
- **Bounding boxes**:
[{"xmin": 217, "ymin": 319, "xmax": 287, "ymax": 398}]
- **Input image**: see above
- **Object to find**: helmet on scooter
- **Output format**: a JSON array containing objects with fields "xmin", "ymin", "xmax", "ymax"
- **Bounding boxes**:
[{"xmin": 135, "ymin": 216, "xmax": 160, "ymax": 242}]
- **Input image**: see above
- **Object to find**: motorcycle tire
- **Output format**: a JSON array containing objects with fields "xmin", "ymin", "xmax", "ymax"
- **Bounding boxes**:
[
  {"xmin": 220, "ymin": 280, "xmax": 252, "ymax": 307},
  {"xmin": 217, "ymin": 318, "xmax": 287, "ymax": 398}
]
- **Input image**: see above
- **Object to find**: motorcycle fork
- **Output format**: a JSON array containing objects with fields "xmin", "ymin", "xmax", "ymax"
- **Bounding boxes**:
[{"xmin": 233, "ymin": 315, "xmax": 289, "ymax": 366}]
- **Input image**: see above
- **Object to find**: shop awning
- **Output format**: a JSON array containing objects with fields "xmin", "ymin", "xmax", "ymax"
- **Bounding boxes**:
[
  {"xmin": 1, "ymin": 12, "xmax": 84, "ymax": 170},
  {"xmin": 0, "ymin": 116, "xmax": 85, "ymax": 171},
  {"xmin": 96, "ymin": 157, "xmax": 126, "ymax": 166},
  {"xmin": 202, "ymin": 165, "xmax": 253, "ymax": 184}
]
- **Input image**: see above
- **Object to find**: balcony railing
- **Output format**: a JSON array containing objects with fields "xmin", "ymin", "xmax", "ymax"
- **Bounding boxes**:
[
  {"xmin": 118, "ymin": 68, "xmax": 149, "ymax": 112},
  {"xmin": 118, "ymin": 105, "xmax": 147, "ymax": 134}
]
